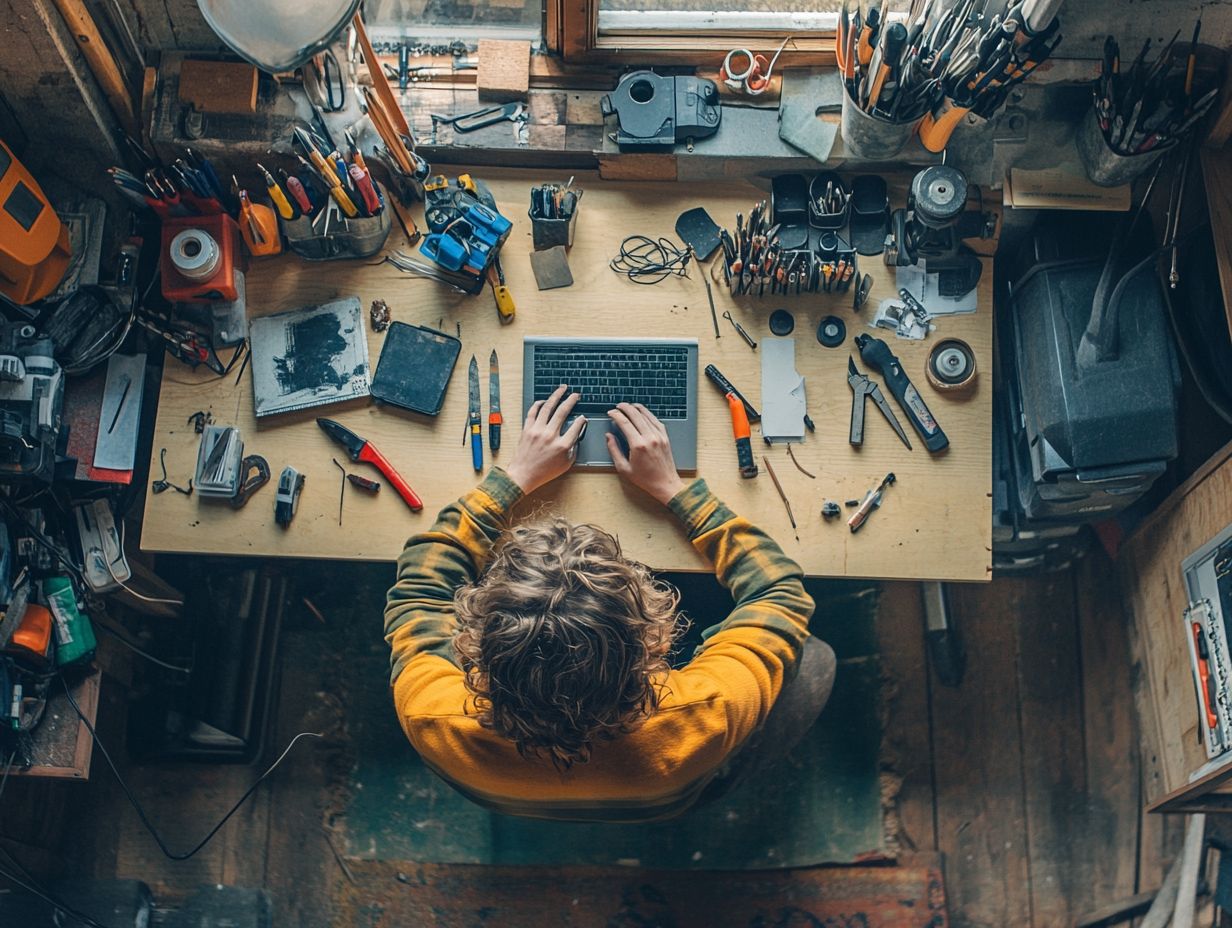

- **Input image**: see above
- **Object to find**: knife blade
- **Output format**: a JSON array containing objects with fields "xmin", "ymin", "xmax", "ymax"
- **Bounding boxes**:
[
  {"xmin": 468, "ymin": 355, "xmax": 483, "ymax": 472},
  {"xmin": 488, "ymin": 349, "xmax": 502, "ymax": 451}
]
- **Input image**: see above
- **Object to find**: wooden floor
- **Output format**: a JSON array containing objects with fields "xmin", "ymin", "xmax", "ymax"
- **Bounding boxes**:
[
  {"xmin": 0, "ymin": 547, "xmax": 1181, "ymax": 927},
  {"xmin": 878, "ymin": 545, "xmax": 1184, "ymax": 928}
]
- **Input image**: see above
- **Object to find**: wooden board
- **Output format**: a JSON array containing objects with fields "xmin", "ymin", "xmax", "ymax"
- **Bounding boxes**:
[
  {"xmin": 1076, "ymin": 548, "xmax": 1144, "ymax": 913},
  {"xmin": 476, "ymin": 39, "xmax": 530, "ymax": 102},
  {"xmin": 140, "ymin": 169, "xmax": 995, "ymax": 582},
  {"xmin": 875, "ymin": 581, "xmax": 937, "ymax": 856},
  {"xmin": 12, "ymin": 669, "xmax": 99, "ymax": 779},
  {"xmin": 1121, "ymin": 441, "xmax": 1232, "ymax": 808},
  {"xmin": 177, "ymin": 59, "xmax": 258, "ymax": 114},
  {"xmin": 930, "ymin": 580, "xmax": 1031, "ymax": 926},
  {"xmin": 1014, "ymin": 572, "xmax": 1088, "ymax": 926},
  {"xmin": 1202, "ymin": 150, "xmax": 1232, "ymax": 340}
]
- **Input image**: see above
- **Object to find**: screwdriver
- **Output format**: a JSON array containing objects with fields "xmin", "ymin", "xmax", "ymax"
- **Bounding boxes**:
[
  {"xmin": 293, "ymin": 127, "xmax": 359, "ymax": 218},
  {"xmin": 257, "ymin": 162, "xmax": 298, "ymax": 220}
]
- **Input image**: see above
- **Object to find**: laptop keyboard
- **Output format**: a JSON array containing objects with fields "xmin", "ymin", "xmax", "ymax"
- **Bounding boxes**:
[{"xmin": 532, "ymin": 344, "xmax": 690, "ymax": 419}]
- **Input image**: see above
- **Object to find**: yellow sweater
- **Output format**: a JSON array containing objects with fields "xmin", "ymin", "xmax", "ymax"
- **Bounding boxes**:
[{"xmin": 384, "ymin": 469, "xmax": 814, "ymax": 822}]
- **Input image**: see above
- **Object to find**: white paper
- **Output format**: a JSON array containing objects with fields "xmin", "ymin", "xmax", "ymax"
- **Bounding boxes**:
[
  {"xmin": 94, "ymin": 353, "xmax": 146, "ymax": 471},
  {"xmin": 760, "ymin": 338, "xmax": 806, "ymax": 443}
]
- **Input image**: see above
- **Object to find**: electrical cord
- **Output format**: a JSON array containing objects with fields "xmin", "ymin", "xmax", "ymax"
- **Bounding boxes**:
[
  {"xmin": 60, "ymin": 677, "xmax": 322, "ymax": 861},
  {"xmin": 94, "ymin": 622, "xmax": 191, "ymax": 675},
  {"xmin": 609, "ymin": 236, "xmax": 693, "ymax": 284},
  {"xmin": 0, "ymin": 858, "xmax": 116, "ymax": 928}
]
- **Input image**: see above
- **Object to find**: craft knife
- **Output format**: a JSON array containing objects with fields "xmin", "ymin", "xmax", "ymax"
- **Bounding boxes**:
[
  {"xmin": 316, "ymin": 418, "xmax": 423, "ymax": 511},
  {"xmin": 468, "ymin": 355, "xmax": 483, "ymax": 472},
  {"xmin": 488, "ymin": 350, "xmax": 502, "ymax": 452}
]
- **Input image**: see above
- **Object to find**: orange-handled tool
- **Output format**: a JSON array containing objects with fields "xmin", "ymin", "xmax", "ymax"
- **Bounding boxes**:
[
  {"xmin": 1194, "ymin": 623, "xmax": 1220, "ymax": 731},
  {"xmin": 919, "ymin": 97, "xmax": 974, "ymax": 153},
  {"xmin": 726, "ymin": 393, "xmax": 758, "ymax": 478}
]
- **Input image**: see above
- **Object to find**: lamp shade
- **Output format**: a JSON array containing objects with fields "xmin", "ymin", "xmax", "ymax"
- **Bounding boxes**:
[{"xmin": 197, "ymin": 0, "xmax": 361, "ymax": 72}]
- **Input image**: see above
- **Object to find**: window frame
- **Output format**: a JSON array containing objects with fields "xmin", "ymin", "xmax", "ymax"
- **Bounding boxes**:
[{"xmin": 546, "ymin": 0, "xmax": 837, "ymax": 64}]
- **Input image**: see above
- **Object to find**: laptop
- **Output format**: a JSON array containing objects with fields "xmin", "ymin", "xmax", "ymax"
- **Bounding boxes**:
[{"xmin": 522, "ymin": 336, "xmax": 699, "ymax": 470}]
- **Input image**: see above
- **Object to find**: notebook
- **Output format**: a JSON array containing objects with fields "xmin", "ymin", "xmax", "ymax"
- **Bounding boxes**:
[{"xmin": 249, "ymin": 297, "xmax": 370, "ymax": 417}]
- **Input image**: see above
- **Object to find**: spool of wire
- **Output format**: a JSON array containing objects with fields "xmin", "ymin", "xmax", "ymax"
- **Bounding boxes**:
[{"xmin": 926, "ymin": 338, "xmax": 977, "ymax": 392}]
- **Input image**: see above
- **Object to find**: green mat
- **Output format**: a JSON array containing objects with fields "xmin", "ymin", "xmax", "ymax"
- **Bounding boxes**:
[{"xmin": 317, "ymin": 566, "xmax": 884, "ymax": 869}]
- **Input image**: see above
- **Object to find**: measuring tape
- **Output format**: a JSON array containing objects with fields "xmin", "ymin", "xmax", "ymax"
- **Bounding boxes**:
[
  {"xmin": 721, "ymin": 49, "xmax": 771, "ymax": 95},
  {"xmin": 926, "ymin": 338, "xmax": 978, "ymax": 392}
]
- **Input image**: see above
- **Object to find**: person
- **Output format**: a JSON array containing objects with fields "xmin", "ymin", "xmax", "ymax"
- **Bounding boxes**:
[{"xmin": 384, "ymin": 385, "xmax": 836, "ymax": 822}]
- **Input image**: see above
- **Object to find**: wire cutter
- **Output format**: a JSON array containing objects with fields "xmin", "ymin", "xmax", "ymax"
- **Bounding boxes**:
[
  {"xmin": 317, "ymin": 418, "xmax": 423, "ymax": 511},
  {"xmin": 848, "ymin": 357, "xmax": 912, "ymax": 450}
]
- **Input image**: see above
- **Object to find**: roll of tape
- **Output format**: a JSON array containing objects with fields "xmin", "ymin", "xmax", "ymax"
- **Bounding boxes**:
[
  {"xmin": 169, "ymin": 228, "xmax": 221, "ymax": 281},
  {"xmin": 927, "ymin": 338, "xmax": 977, "ymax": 392}
]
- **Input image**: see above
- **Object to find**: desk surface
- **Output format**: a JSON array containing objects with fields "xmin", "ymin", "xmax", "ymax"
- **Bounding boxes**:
[{"xmin": 142, "ymin": 170, "xmax": 993, "ymax": 581}]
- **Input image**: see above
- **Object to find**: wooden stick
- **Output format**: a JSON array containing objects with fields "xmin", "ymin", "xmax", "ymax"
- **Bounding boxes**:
[
  {"xmin": 352, "ymin": 13, "xmax": 412, "ymax": 141},
  {"xmin": 48, "ymin": 0, "xmax": 138, "ymax": 136}
]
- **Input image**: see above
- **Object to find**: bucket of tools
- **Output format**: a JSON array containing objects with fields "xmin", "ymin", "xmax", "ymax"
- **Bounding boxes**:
[
  {"xmin": 1076, "ymin": 107, "xmax": 1168, "ymax": 187},
  {"xmin": 840, "ymin": 85, "xmax": 921, "ymax": 159}
]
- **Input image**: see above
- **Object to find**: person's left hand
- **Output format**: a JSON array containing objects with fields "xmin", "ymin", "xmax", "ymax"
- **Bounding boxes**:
[{"xmin": 503, "ymin": 384, "xmax": 588, "ymax": 494}]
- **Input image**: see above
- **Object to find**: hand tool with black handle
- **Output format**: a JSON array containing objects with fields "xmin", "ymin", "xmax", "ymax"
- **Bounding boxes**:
[
  {"xmin": 855, "ymin": 334, "xmax": 949, "ymax": 451},
  {"xmin": 317, "ymin": 418, "xmax": 423, "ymax": 511},
  {"xmin": 467, "ymin": 355, "xmax": 483, "ymax": 471},
  {"xmin": 488, "ymin": 349, "xmax": 502, "ymax": 451},
  {"xmin": 704, "ymin": 364, "xmax": 759, "ymax": 422}
]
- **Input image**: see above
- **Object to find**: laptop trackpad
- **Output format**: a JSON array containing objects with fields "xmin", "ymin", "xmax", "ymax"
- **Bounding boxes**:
[{"xmin": 570, "ymin": 416, "xmax": 621, "ymax": 467}]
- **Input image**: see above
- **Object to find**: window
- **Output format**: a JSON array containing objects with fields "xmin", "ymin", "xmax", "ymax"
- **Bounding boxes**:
[
  {"xmin": 363, "ymin": 0, "xmax": 542, "ymax": 43},
  {"xmin": 598, "ymin": 1, "xmax": 839, "ymax": 38}
]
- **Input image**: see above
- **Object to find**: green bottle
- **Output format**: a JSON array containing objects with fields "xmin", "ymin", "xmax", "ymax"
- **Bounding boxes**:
[{"xmin": 44, "ymin": 576, "xmax": 96, "ymax": 668}]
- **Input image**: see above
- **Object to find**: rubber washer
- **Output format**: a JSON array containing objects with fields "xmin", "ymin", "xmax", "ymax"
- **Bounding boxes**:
[
  {"xmin": 768, "ymin": 309, "xmax": 795, "ymax": 336},
  {"xmin": 816, "ymin": 315, "xmax": 846, "ymax": 348},
  {"xmin": 926, "ymin": 338, "xmax": 977, "ymax": 392}
]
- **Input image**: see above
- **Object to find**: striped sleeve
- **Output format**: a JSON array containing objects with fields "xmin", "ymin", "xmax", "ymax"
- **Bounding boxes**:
[
  {"xmin": 668, "ymin": 478, "xmax": 814, "ymax": 739},
  {"xmin": 384, "ymin": 468, "xmax": 524, "ymax": 684}
]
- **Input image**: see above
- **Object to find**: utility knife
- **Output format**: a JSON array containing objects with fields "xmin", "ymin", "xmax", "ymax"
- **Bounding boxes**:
[
  {"xmin": 468, "ymin": 355, "xmax": 483, "ymax": 472},
  {"xmin": 316, "ymin": 418, "xmax": 423, "ymax": 511},
  {"xmin": 488, "ymin": 349, "xmax": 502, "ymax": 451}
]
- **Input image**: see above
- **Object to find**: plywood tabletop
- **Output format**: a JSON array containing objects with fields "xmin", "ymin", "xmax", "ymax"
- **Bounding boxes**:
[{"xmin": 141, "ymin": 169, "xmax": 993, "ymax": 581}]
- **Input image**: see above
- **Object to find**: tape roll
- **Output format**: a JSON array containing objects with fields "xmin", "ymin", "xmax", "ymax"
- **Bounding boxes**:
[
  {"xmin": 169, "ymin": 228, "xmax": 221, "ymax": 281},
  {"xmin": 926, "ymin": 338, "xmax": 977, "ymax": 392}
]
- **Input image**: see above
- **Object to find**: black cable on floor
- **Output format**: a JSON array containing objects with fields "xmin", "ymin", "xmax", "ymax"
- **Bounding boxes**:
[{"xmin": 59, "ymin": 677, "xmax": 321, "ymax": 861}]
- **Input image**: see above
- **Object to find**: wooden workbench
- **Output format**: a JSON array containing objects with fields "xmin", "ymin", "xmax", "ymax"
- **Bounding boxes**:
[{"xmin": 141, "ymin": 170, "xmax": 993, "ymax": 582}]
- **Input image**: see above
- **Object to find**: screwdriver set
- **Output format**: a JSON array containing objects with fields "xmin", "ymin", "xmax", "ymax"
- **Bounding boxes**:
[{"xmin": 720, "ymin": 181, "xmax": 869, "ymax": 301}]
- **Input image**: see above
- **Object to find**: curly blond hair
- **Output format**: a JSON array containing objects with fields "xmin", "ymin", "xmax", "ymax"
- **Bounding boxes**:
[{"xmin": 453, "ymin": 518, "xmax": 681, "ymax": 769}]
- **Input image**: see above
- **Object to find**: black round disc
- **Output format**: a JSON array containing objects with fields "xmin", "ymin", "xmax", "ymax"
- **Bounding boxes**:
[
  {"xmin": 816, "ymin": 315, "xmax": 846, "ymax": 348},
  {"xmin": 769, "ymin": 309, "xmax": 795, "ymax": 336}
]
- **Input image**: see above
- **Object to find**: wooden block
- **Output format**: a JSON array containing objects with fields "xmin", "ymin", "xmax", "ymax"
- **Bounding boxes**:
[
  {"xmin": 178, "ymin": 59, "xmax": 259, "ymax": 114},
  {"xmin": 477, "ymin": 40, "xmax": 530, "ymax": 103}
]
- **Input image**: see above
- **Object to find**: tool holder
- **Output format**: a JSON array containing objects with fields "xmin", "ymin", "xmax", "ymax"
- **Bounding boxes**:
[
  {"xmin": 1075, "ymin": 107, "xmax": 1168, "ymax": 188},
  {"xmin": 281, "ymin": 181, "xmax": 392, "ymax": 261},
  {"xmin": 840, "ymin": 84, "xmax": 921, "ymax": 159},
  {"xmin": 808, "ymin": 172, "xmax": 849, "ymax": 229},
  {"xmin": 529, "ymin": 186, "xmax": 581, "ymax": 251}
]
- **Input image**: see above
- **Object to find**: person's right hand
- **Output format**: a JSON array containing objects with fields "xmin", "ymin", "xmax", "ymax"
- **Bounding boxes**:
[{"xmin": 606, "ymin": 403, "xmax": 685, "ymax": 505}]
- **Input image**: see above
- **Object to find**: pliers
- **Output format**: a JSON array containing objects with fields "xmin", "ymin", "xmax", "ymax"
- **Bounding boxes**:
[{"xmin": 848, "ymin": 357, "xmax": 912, "ymax": 450}]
